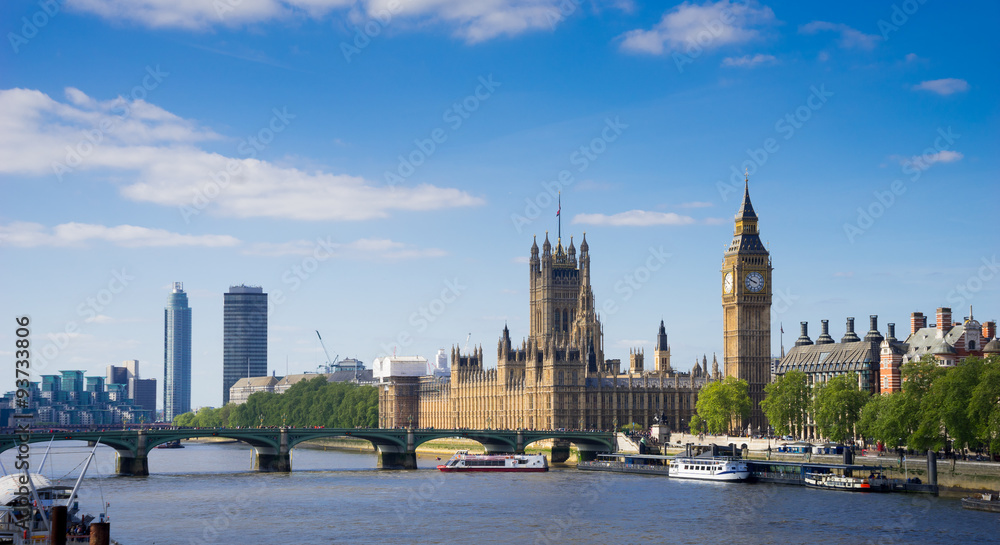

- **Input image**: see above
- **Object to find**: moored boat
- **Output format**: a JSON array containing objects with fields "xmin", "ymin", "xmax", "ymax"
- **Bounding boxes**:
[
  {"xmin": 668, "ymin": 456, "xmax": 750, "ymax": 482},
  {"xmin": 804, "ymin": 471, "xmax": 890, "ymax": 492},
  {"xmin": 155, "ymin": 439, "xmax": 184, "ymax": 449},
  {"xmin": 437, "ymin": 450, "xmax": 548, "ymax": 472},
  {"xmin": 961, "ymin": 492, "xmax": 1000, "ymax": 513}
]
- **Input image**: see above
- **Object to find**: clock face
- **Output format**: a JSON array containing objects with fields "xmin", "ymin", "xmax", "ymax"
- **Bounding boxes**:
[
  {"xmin": 745, "ymin": 271, "xmax": 765, "ymax": 293},
  {"xmin": 723, "ymin": 272, "xmax": 734, "ymax": 294}
]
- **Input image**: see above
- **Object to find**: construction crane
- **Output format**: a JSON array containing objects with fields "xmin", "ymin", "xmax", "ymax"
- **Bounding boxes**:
[{"xmin": 315, "ymin": 330, "xmax": 338, "ymax": 373}]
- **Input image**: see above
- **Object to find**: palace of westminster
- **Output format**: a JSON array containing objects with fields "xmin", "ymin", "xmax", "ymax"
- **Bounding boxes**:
[{"xmin": 379, "ymin": 182, "xmax": 773, "ymax": 433}]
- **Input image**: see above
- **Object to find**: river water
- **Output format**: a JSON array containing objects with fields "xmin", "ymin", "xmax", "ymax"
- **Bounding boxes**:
[{"xmin": 2, "ymin": 441, "xmax": 996, "ymax": 544}]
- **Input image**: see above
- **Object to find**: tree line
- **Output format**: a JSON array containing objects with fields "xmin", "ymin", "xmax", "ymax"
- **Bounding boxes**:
[
  {"xmin": 688, "ymin": 354, "xmax": 1000, "ymax": 454},
  {"xmin": 173, "ymin": 377, "xmax": 378, "ymax": 429}
]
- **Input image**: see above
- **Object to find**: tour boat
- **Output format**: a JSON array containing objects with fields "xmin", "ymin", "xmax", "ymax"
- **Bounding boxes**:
[
  {"xmin": 804, "ymin": 471, "xmax": 890, "ymax": 492},
  {"xmin": 668, "ymin": 456, "xmax": 750, "ymax": 482},
  {"xmin": 437, "ymin": 451, "xmax": 549, "ymax": 472}
]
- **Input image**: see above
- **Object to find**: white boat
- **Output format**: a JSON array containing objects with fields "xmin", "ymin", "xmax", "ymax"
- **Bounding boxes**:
[
  {"xmin": 437, "ymin": 450, "xmax": 549, "ymax": 472},
  {"xmin": 805, "ymin": 471, "xmax": 890, "ymax": 492},
  {"xmin": 668, "ymin": 456, "xmax": 750, "ymax": 482}
]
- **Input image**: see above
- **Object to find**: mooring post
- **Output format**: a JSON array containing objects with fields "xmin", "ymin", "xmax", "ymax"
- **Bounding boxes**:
[
  {"xmin": 50, "ymin": 505, "xmax": 67, "ymax": 545},
  {"xmin": 89, "ymin": 522, "xmax": 110, "ymax": 545},
  {"xmin": 927, "ymin": 450, "xmax": 938, "ymax": 491}
]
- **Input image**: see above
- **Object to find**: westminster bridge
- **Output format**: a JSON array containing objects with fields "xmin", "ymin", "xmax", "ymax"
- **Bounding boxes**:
[{"xmin": 0, "ymin": 427, "xmax": 616, "ymax": 476}]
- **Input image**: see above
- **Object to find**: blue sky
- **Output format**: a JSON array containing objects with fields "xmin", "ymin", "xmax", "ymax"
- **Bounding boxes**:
[{"xmin": 1, "ymin": 0, "xmax": 997, "ymax": 410}]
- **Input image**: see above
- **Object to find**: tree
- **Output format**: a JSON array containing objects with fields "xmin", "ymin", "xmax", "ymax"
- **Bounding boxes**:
[
  {"xmin": 761, "ymin": 370, "xmax": 811, "ymax": 438},
  {"xmin": 693, "ymin": 377, "xmax": 750, "ymax": 435},
  {"xmin": 911, "ymin": 357, "xmax": 984, "ymax": 451},
  {"xmin": 812, "ymin": 373, "xmax": 869, "ymax": 443},
  {"xmin": 968, "ymin": 355, "xmax": 1000, "ymax": 455},
  {"xmin": 858, "ymin": 392, "xmax": 910, "ymax": 449},
  {"xmin": 172, "ymin": 379, "xmax": 380, "ymax": 429}
]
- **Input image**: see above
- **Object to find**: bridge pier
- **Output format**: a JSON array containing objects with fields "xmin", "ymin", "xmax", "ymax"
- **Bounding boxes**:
[
  {"xmin": 254, "ymin": 429, "xmax": 291, "ymax": 472},
  {"xmin": 116, "ymin": 453, "xmax": 149, "ymax": 476},
  {"xmin": 377, "ymin": 449, "xmax": 417, "ymax": 469},
  {"xmin": 575, "ymin": 444, "xmax": 602, "ymax": 462},
  {"xmin": 550, "ymin": 439, "xmax": 571, "ymax": 463},
  {"xmin": 116, "ymin": 430, "xmax": 149, "ymax": 476}
]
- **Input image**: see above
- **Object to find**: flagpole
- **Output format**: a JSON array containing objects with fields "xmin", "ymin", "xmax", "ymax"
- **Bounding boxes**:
[{"xmin": 557, "ymin": 191, "xmax": 561, "ymax": 242}]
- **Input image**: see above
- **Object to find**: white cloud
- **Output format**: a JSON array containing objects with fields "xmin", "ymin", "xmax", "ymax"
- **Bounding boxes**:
[
  {"xmin": 799, "ymin": 21, "xmax": 880, "ymax": 50},
  {"xmin": 618, "ymin": 0, "xmax": 775, "ymax": 55},
  {"xmin": 66, "ymin": 0, "xmax": 594, "ymax": 42},
  {"xmin": 896, "ymin": 149, "xmax": 964, "ymax": 171},
  {"xmin": 721, "ymin": 53, "xmax": 776, "ymax": 67},
  {"xmin": 0, "ymin": 87, "xmax": 483, "ymax": 221},
  {"xmin": 572, "ymin": 210, "xmax": 696, "ymax": 227},
  {"xmin": 912, "ymin": 78, "xmax": 969, "ymax": 95},
  {"xmin": 244, "ymin": 237, "xmax": 447, "ymax": 260},
  {"xmin": 0, "ymin": 221, "xmax": 241, "ymax": 248}
]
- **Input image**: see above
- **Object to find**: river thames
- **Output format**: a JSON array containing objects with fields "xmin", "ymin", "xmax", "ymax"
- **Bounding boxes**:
[{"xmin": 3, "ymin": 441, "xmax": 996, "ymax": 544}]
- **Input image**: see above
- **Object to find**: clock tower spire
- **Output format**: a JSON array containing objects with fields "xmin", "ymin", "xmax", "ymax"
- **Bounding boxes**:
[{"xmin": 721, "ymin": 175, "xmax": 772, "ymax": 433}]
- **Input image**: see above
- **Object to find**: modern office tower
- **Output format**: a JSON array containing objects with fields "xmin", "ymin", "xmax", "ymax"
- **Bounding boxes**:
[
  {"xmin": 222, "ymin": 285, "xmax": 268, "ymax": 405},
  {"xmin": 164, "ymin": 282, "xmax": 192, "ymax": 421}
]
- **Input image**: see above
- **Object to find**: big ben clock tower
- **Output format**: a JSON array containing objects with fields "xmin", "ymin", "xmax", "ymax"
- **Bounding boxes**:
[{"xmin": 722, "ymin": 177, "xmax": 772, "ymax": 433}]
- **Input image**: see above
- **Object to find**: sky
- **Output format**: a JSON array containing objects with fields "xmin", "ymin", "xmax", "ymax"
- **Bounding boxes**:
[{"xmin": 1, "ymin": 0, "xmax": 997, "ymax": 412}]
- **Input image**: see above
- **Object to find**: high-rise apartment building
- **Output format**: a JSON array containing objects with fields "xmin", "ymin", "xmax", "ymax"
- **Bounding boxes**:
[
  {"xmin": 164, "ymin": 282, "xmax": 192, "ymax": 421},
  {"xmin": 223, "ymin": 285, "xmax": 268, "ymax": 405}
]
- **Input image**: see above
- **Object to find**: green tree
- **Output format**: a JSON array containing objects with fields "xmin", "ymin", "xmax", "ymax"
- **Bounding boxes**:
[
  {"xmin": 911, "ymin": 357, "xmax": 984, "ymax": 451},
  {"xmin": 968, "ymin": 355, "xmax": 1000, "ymax": 454},
  {"xmin": 761, "ymin": 370, "xmax": 811, "ymax": 438},
  {"xmin": 693, "ymin": 377, "xmax": 750, "ymax": 435},
  {"xmin": 858, "ymin": 392, "xmax": 911, "ymax": 449},
  {"xmin": 812, "ymin": 373, "xmax": 869, "ymax": 443}
]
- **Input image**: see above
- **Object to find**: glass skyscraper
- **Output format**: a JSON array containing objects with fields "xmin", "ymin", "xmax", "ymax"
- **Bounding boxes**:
[
  {"xmin": 164, "ymin": 282, "xmax": 192, "ymax": 421},
  {"xmin": 223, "ymin": 285, "xmax": 268, "ymax": 404}
]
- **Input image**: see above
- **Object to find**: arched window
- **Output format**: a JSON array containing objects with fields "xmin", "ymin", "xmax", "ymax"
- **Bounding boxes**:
[
  {"xmin": 563, "ymin": 310, "xmax": 569, "ymax": 332},
  {"xmin": 969, "ymin": 341, "xmax": 976, "ymax": 350},
  {"xmin": 554, "ymin": 310, "xmax": 560, "ymax": 331}
]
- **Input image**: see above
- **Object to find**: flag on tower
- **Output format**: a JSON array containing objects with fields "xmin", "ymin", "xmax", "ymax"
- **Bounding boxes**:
[{"xmin": 556, "ymin": 193, "xmax": 561, "ymax": 217}]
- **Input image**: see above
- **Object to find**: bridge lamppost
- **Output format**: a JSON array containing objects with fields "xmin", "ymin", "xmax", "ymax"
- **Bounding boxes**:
[
  {"xmin": 282, "ymin": 413, "xmax": 287, "ymax": 428},
  {"xmin": 259, "ymin": 414, "xmax": 264, "ymax": 429}
]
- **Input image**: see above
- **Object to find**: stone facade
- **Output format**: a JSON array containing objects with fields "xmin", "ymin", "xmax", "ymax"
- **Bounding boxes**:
[
  {"xmin": 721, "ymin": 180, "xmax": 772, "ymax": 433},
  {"xmin": 379, "ymin": 232, "xmax": 717, "ymax": 432}
]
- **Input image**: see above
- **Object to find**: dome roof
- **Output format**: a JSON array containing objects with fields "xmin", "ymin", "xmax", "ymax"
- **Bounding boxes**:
[
  {"xmin": 930, "ymin": 340, "xmax": 956, "ymax": 355},
  {"xmin": 984, "ymin": 338, "xmax": 1000, "ymax": 354}
]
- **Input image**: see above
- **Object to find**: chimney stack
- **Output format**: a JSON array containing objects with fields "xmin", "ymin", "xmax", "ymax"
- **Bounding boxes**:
[
  {"xmin": 886, "ymin": 323, "xmax": 897, "ymax": 343},
  {"xmin": 982, "ymin": 321, "xmax": 996, "ymax": 341},
  {"xmin": 864, "ymin": 315, "xmax": 884, "ymax": 344},
  {"xmin": 936, "ymin": 307, "xmax": 952, "ymax": 331},
  {"xmin": 795, "ymin": 322, "xmax": 814, "ymax": 347},
  {"xmin": 816, "ymin": 319, "xmax": 835, "ymax": 345},
  {"xmin": 911, "ymin": 312, "xmax": 926, "ymax": 335},
  {"xmin": 842, "ymin": 317, "xmax": 861, "ymax": 343}
]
